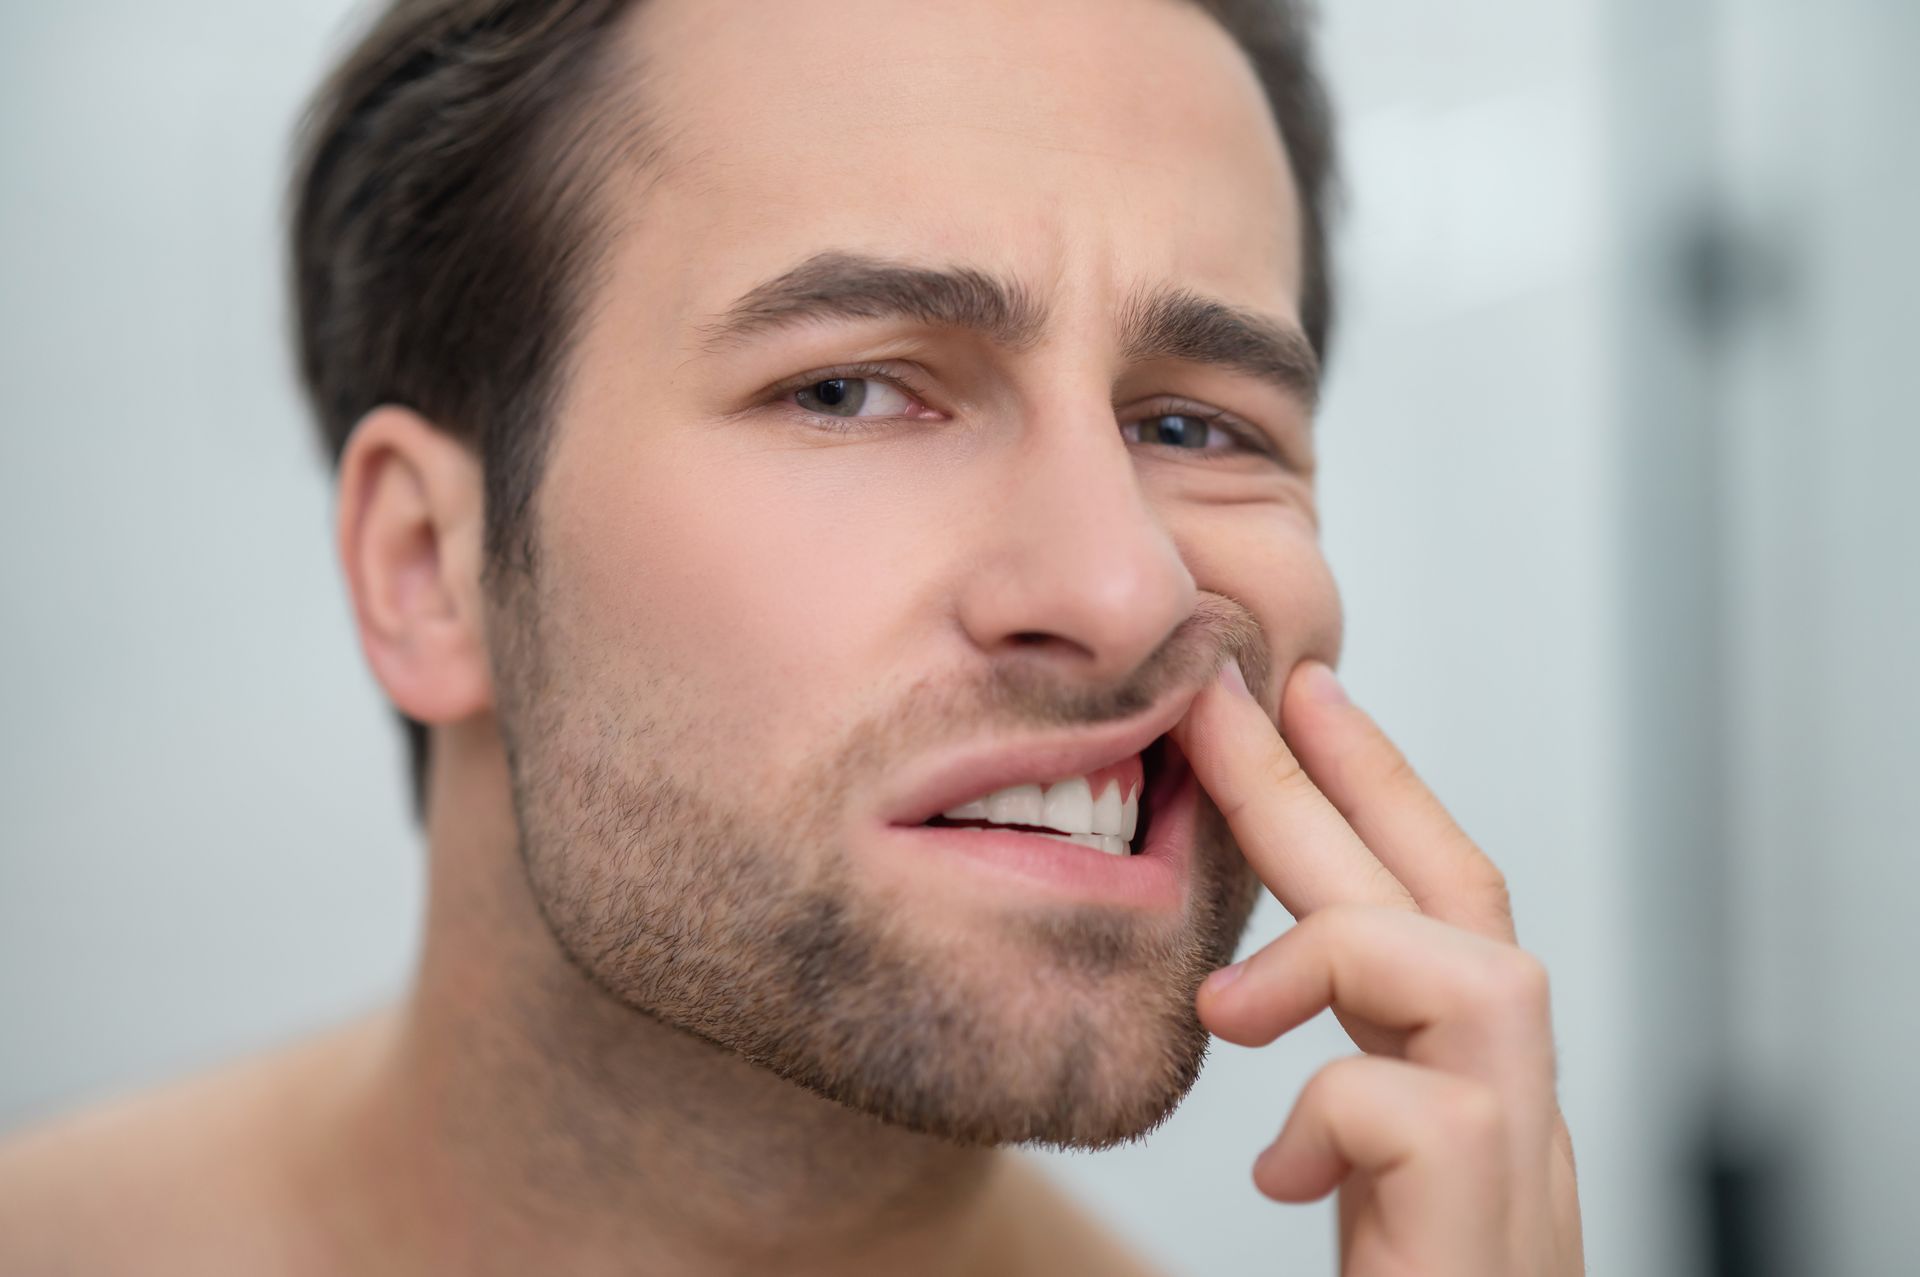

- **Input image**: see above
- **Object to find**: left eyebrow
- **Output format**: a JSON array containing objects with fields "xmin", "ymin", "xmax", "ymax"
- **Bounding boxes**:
[{"xmin": 1118, "ymin": 287, "xmax": 1321, "ymax": 409}]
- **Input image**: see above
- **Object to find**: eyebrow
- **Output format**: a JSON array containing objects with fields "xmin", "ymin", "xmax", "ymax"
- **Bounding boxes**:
[
  {"xmin": 697, "ymin": 252, "xmax": 1047, "ymax": 352},
  {"xmin": 1118, "ymin": 287, "xmax": 1320, "ymax": 408},
  {"xmin": 697, "ymin": 250, "xmax": 1319, "ymax": 406}
]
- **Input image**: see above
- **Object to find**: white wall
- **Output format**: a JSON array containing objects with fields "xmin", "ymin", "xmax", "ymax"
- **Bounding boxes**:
[
  {"xmin": 0, "ymin": 0, "xmax": 425, "ymax": 1123},
  {"xmin": 1711, "ymin": 2, "xmax": 1920, "ymax": 1273},
  {"xmin": 0, "ymin": 3, "xmax": 1785, "ymax": 1274}
]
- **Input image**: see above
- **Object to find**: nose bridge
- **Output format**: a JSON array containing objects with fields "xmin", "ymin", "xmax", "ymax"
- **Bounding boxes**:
[{"xmin": 956, "ymin": 381, "xmax": 1196, "ymax": 683}]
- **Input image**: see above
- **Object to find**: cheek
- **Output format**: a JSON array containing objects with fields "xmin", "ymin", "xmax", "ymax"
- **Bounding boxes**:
[
  {"xmin": 539, "ymin": 428, "xmax": 939, "ymax": 767},
  {"xmin": 1176, "ymin": 507, "xmax": 1344, "ymax": 670}
]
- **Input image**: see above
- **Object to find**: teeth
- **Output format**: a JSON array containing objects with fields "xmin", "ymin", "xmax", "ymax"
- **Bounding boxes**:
[
  {"xmin": 984, "ymin": 783, "xmax": 1043, "ymax": 827},
  {"xmin": 1091, "ymin": 780, "xmax": 1123, "ymax": 836},
  {"xmin": 1035, "ymin": 831, "xmax": 1131, "ymax": 856},
  {"xmin": 943, "ymin": 775, "xmax": 1141, "ymax": 842},
  {"xmin": 1042, "ymin": 777, "xmax": 1093, "ymax": 834}
]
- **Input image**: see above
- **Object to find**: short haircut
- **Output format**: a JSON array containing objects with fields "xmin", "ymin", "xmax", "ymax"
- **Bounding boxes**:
[{"xmin": 289, "ymin": 0, "xmax": 1340, "ymax": 821}]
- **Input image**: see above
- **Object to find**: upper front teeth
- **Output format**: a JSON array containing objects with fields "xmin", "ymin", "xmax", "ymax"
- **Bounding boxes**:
[{"xmin": 944, "ymin": 775, "xmax": 1139, "ymax": 840}]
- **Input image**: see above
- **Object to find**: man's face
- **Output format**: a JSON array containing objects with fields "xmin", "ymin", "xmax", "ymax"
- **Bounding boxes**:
[{"xmin": 486, "ymin": 0, "xmax": 1342, "ymax": 1148}]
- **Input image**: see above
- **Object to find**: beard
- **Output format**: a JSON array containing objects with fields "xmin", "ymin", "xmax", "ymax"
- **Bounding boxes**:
[{"xmin": 486, "ymin": 575, "xmax": 1265, "ymax": 1150}]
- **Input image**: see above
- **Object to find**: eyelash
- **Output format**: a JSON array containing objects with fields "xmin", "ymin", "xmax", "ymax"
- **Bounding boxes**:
[{"xmin": 766, "ymin": 364, "xmax": 1283, "ymax": 462}]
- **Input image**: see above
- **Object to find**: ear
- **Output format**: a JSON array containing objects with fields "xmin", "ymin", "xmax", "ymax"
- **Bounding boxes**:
[{"xmin": 335, "ymin": 406, "xmax": 493, "ymax": 730}]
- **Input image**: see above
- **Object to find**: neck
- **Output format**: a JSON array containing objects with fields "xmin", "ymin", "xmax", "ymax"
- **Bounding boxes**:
[{"xmin": 329, "ymin": 720, "xmax": 1008, "ymax": 1277}]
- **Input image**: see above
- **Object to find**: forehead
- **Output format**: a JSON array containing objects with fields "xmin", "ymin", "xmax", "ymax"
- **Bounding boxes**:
[{"xmin": 606, "ymin": 0, "xmax": 1305, "ymax": 336}]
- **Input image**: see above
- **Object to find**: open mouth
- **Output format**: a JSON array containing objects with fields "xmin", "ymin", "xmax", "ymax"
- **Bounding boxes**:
[{"xmin": 920, "ymin": 734, "xmax": 1176, "ymax": 857}]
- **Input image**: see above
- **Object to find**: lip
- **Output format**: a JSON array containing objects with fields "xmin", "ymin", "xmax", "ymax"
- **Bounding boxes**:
[
  {"xmin": 880, "ymin": 683, "xmax": 1203, "ymax": 829},
  {"xmin": 872, "ymin": 736, "xmax": 1201, "ymax": 909}
]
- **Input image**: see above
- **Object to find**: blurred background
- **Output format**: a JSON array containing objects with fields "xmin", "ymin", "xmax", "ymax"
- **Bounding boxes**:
[{"xmin": 1, "ymin": 1, "xmax": 1913, "ymax": 1273}]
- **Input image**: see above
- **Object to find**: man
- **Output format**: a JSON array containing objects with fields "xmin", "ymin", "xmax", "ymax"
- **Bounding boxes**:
[{"xmin": 0, "ymin": 0, "xmax": 1585, "ymax": 1272}]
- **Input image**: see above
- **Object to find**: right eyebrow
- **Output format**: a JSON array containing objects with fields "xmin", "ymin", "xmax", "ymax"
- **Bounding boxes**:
[{"xmin": 695, "ymin": 251, "xmax": 1048, "ymax": 353}]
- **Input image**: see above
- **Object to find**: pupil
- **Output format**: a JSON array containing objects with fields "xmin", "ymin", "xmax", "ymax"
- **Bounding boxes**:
[
  {"xmin": 803, "ymin": 378, "xmax": 867, "ymax": 415},
  {"xmin": 1147, "ymin": 414, "xmax": 1206, "ymax": 447}
]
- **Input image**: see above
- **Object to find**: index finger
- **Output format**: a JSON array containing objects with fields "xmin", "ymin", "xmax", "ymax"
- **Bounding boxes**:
[{"xmin": 1170, "ymin": 659, "xmax": 1417, "ymax": 919}]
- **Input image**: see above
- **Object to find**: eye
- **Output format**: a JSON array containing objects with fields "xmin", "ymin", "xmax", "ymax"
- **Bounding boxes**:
[
  {"xmin": 1123, "ymin": 408, "xmax": 1270, "ymax": 458},
  {"xmin": 791, "ymin": 377, "xmax": 917, "ymax": 418}
]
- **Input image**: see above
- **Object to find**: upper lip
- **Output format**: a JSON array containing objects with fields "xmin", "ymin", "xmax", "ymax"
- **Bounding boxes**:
[{"xmin": 881, "ymin": 684, "xmax": 1201, "ymax": 827}]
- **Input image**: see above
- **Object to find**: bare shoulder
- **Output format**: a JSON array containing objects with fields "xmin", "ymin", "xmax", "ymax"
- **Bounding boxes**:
[
  {"xmin": 981, "ymin": 1154, "xmax": 1176, "ymax": 1277},
  {"xmin": 0, "ymin": 1016, "xmax": 389, "ymax": 1277}
]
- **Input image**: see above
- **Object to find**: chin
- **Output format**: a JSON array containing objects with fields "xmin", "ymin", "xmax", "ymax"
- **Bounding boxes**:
[{"xmin": 721, "ymin": 900, "xmax": 1231, "ymax": 1150}]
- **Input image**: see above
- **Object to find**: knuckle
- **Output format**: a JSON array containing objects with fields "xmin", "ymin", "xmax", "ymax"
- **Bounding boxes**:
[
  {"xmin": 1364, "ymin": 857, "xmax": 1419, "ymax": 911},
  {"xmin": 1258, "ymin": 744, "xmax": 1318, "ymax": 799},
  {"xmin": 1303, "ymin": 1055, "xmax": 1369, "ymax": 1113},
  {"xmin": 1373, "ymin": 745, "xmax": 1423, "ymax": 796},
  {"xmin": 1297, "ymin": 902, "xmax": 1372, "ymax": 950},
  {"xmin": 1306, "ymin": 901, "xmax": 1365, "ymax": 933},
  {"xmin": 1471, "ymin": 860, "xmax": 1515, "ymax": 917},
  {"xmin": 1474, "ymin": 948, "xmax": 1551, "ymax": 1020},
  {"xmin": 1506, "ymin": 950, "xmax": 1552, "ymax": 1011},
  {"xmin": 1433, "ymin": 1079, "xmax": 1506, "ymax": 1156}
]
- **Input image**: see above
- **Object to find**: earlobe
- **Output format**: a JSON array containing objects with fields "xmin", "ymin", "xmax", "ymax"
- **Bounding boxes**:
[{"xmin": 335, "ymin": 405, "xmax": 494, "ymax": 729}]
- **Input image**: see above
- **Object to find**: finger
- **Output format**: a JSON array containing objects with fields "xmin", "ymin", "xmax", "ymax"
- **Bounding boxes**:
[
  {"xmin": 1198, "ymin": 905, "xmax": 1558, "ymax": 1138},
  {"xmin": 1281, "ymin": 660, "xmax": 1517, "ymax": 942},
  {"xmin": 1170, "ymin": 660, "xmax": 1417, "ymax": 918},
  {"xmin": 1255, "ymin": 1055, "xmax": 1508, "ymax": 1274}
]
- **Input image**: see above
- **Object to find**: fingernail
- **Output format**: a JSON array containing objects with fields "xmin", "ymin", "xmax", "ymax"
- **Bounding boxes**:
[
  {"xmin": 1219, "ymin": 658, "xmax": 1253, "ymax": 699},
  {"xmin": 1202, "ymin": 960, "xmax": 1247, "ymax": 994},
  {"xmin": 1303, "ymin": 661, "xmax": 1347, "ymax": 706}
]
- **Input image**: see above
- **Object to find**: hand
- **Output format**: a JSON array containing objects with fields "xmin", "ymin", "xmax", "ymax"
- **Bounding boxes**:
[{"xmin": 1169, "ymin": 659, "xmax": 1584, "ymax": 1277}]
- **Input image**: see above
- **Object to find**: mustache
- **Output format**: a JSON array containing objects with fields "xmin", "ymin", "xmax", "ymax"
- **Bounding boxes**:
[{"xmin": 892, "ymin": 591, "xmax": 1271, "ymax": 742}]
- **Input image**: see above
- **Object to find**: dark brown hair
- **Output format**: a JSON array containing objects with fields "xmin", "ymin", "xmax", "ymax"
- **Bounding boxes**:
[{"xmin": 290, "ymin": 0, "xmax": 1339, "ymax": 821}]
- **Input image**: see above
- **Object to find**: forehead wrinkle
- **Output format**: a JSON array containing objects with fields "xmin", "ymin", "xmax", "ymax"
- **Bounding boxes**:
[{"xmin": 696, "ymin": 251, "xmax": 1050, "ymax": 354}]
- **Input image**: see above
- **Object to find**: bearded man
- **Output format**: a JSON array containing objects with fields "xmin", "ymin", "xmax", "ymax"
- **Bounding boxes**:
[{"xmin": 0, "ymin": 1, "xmax": 1584, "ymax": 1273}]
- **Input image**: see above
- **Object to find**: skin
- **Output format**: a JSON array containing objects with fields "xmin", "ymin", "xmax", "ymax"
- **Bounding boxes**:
[{"xmin": 0, "ymin": 0, "xmax": 1584, "ymax": 1273}]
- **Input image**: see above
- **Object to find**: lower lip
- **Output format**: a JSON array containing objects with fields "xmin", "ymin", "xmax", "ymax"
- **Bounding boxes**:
[{"xmin": 874, "ymin": 757, "xmax": 1200, "ymax": 910}]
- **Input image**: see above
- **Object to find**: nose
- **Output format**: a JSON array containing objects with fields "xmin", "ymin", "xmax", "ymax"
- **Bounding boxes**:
[{"xmin": 955, "ymin": 393, "xmax": 1196, "ymax": 687}]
